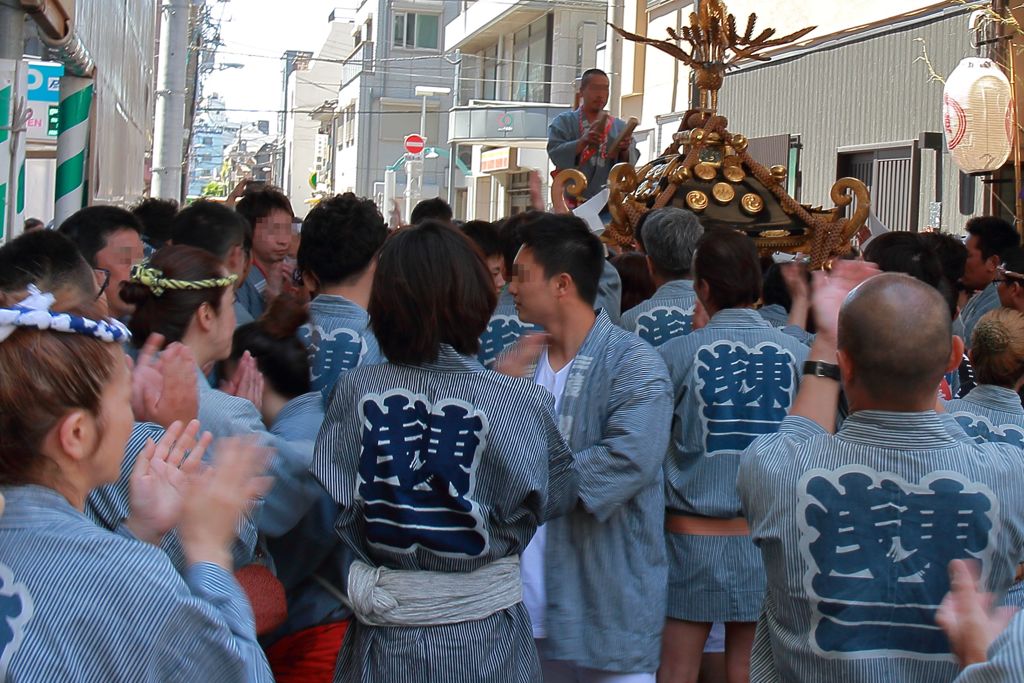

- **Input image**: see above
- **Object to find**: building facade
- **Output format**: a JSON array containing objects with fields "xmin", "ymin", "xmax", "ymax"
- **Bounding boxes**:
[
  {"xmin": 281, "ymin": 15, "xmax": 352, "ymax": 215},
  {"xmin": 445, "ymin": 0, "xmax": 607, "ymax": 220},
  {"xmin": 187, "ymin": 93, "xmax": 240, "ymax": 197},
  {"xmin": 334, "ymin": 0, "xmax": 460, "ymax": 216}
]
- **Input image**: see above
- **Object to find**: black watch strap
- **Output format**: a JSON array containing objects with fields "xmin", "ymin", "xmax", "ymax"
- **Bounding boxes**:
[{"xmin": 803, "ymin": 360, "xmax": 840, "ymax": 381}]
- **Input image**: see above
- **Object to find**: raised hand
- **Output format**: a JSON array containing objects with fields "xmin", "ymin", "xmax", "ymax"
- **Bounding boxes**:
[
  {"xmin": 178, "ymin": 438, "xmax": 273, "ymax": 570},
  {"xmin": 125, "ymin": 420, "xmax": 210, "ymax": 545},
  {"xmin": 494, "ymin": 332, "xmax": 550, "ymax": 378},
  {"xmin": 937, "ymin": 559, "xmax": 1017, "ymax": 668},
  {"xmin": 810, "ymin": 259, "xmax": 879, "ymax": 342},
  {"xmin": 221, "ymin": 351, "xmax": 265, "ymax": 411},
  {"xmin": 131, "ymin": 335, "xmax": 200, "ymax": 428}
]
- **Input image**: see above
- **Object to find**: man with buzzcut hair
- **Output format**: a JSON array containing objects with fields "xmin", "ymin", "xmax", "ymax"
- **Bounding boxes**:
[
  {"xmin": 548, "ymin": 68, "xmax": 638, "ymax": 205},
  {"xmin": 738, "ymin": 266, "xmax": 1024, "ymax": 682},
  {"xmin": 621, "ymin": 207, "xmax": 703, "ymax": 346}
]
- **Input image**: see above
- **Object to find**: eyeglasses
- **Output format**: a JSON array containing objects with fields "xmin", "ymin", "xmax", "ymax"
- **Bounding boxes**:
[{"xmin": 93, "ymin": 268, "xmax": 111, "ymax": 300}]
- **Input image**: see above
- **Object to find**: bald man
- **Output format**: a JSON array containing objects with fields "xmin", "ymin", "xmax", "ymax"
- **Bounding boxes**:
[{"xmin": 737, "ymin": 267, "xmax": 1024, "ymax": 682}]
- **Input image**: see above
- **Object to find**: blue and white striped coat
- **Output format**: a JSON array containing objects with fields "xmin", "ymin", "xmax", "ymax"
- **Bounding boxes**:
[
  {"xmin": 954, "ymin": 283, "xmax": 1001, "ymax": 350},
  {"xmin": 479, "ymin": 263, "xmax": 623, "ymax": 367},
  {"xmin": 658, "ymin": 308, "xmax": 807, "ymax": 622},
  {"xmin": 196, "ymin": 369, "xmax": 324, "ymax": 560},
  {"xmin": 945, "ymin": 385, "xmax": 1024, "ymax": 449},
  {"xmin": 0, "ymin": 485, "xmax": 273, "ymax": 682},
  {"xmin": 309, "ymin": 345, "xmax": 576, "ymax": 682},
  {"xmin": 955, "ymin": 609, "xmax": 1024, "ymax": 682},
  {"xmin": 235, "ymin": 266, "xmax": 266, "ymax": 324},
  {"xmin": 263, "ymin": 391, "xmax": 353, "ymax": 645},
  {"xmin": 299, "ymin": 294, "xmax": 383, "ymax": 403},
  {"xmin": 738, "ymin": 412, "xmax": 1024, "ymax": 682},
  {"xmin": 620, "ymin": 279, "xmax": 696, "ymax": 347},
  {"xmin": 540, "ymin": 311, "xmax": 673, "ymax": 673},
  {"xmin": 478, "ymin": 288, "xmax": 538, "ymax": 368}
]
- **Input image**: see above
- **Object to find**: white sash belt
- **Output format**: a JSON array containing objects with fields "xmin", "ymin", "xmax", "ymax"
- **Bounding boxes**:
[{"xmin": 346, "ymin": 555, "xmax": 522, "ymax": 627}]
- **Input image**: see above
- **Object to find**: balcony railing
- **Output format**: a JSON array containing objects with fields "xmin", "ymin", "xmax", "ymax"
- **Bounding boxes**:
[
  {"xmin": 342, "ymin": 41, "xmax": 375, "ymax": 87},
  {"xmin": 448, "ymin": 101, "xmax": 571, "ymax": 143}
]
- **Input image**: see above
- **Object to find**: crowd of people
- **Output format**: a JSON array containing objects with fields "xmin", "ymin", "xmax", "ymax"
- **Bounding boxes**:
[{"xmin": 2, "ymin": 177, "xmax": 1024, "ymax": 683}]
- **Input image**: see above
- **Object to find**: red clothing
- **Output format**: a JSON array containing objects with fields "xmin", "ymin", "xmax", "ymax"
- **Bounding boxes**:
[{"xmin": 266, "ymin": 620, "xmax": 350, "ymax": 683}]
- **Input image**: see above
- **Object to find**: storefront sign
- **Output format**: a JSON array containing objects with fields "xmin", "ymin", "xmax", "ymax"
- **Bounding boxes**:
[{"xmin": 480, "ymin": 147, "xmax": 518, "ymax": 173}]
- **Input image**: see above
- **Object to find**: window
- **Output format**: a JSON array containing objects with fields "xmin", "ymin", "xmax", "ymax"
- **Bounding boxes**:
[
  {"xmin": 201, "ymin": 136, "xmax": 213, "ymax": 146},
  {"xmin": 511, "ymin": 15, "xmax": 553, "ymax": 103},
  {"xmin": 481, "ymin": 44, "xmax": 498, "ymax": 100},
  {"xmin": 393, "ymin": 12, "xmax": 439, "ymax": 50}
]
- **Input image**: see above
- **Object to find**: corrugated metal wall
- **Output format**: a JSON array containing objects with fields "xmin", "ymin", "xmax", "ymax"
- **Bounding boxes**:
[
  {"xmin": 719, "ymin": 7, "xmax": 979, "ymax": 233},
  {"xmin": 74, "ymin": 0, "xmax": 157, "ymax": 206}
]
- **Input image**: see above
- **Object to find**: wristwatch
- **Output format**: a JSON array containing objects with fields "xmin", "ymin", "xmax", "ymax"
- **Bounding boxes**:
[{"xmin": 803, "ymin": 360, "xmax": 840, "ymax": 381}]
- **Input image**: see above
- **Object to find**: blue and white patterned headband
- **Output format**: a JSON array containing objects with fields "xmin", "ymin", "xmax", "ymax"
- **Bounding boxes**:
[{"xmin": 0, "ymin": 285, "xmax": 131, "ymax": 344}]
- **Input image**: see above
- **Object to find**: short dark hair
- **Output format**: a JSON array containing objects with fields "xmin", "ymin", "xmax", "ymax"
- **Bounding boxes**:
[
  {"xmin": 298, "ymin": 193, "xmax": 386, "ymax": 287},
  {"xmin": 460, "ymin": 220, "xmax": 502, "ymax": 258},
  {"xmin": 967, "ymin": 216, "xmax": 1020, "ymax": 260},
  {"xmin": 231, "ymin": 294, "xmax": 310, "ymax": 399},
  {"xmin": 762, "ymin": 263, "xmax": 792, "ymax": 310},
  {"xmin": 693, "ymin": 228, "xmax": 762, "ymax": 310},
  {"xmin": 498, "ymin": 210, "xmax": 545, "ymax": 276},
  {"xmin": 865, "ymin": 232, "xmax": 954, "ymax": 318},
  {"xmin": 410, "ymin": 197, "xmax": 453, "ymax": 225},
  {"xmin": 611, "ymin": 251, "xmax": 655, "ymax": 312},
  {"xmin": 120, "ymin": 245, "xmax": 230, "ymax": 347},
  {"xmin": 580, "ymin": 68, "xmax": 608, "ymax": 89},
  {"xmin": 235, "ymin": 186, "xmax": 294, "ymax": 231},
  {"xmin": 0, "ymin": 229, "xmax": 94, "ymax": 297},
  {"xmin": 369, "ymin": 220, "xmax": 496, "ymax": 364},
  {"xmin": 58, "ymin": 206, "xmax": 143, "ymax": 267},
  {"xmin": 520, "ymin": 213, "xmax": 604, "ymax": 306},
  {"xmin": 172, "ymin": 200, "xmax": 253, "ymax": 259},
  {"xmin": 131, "ymin": 198, "xmax": 179, "ymax": 249},
  {"xmin": 23, "ymin": 218, "xmax": 44, "ymax": 231},
  {"xmin": 920, "ymin": 231, "xmax": 967, "ymax": 285}
]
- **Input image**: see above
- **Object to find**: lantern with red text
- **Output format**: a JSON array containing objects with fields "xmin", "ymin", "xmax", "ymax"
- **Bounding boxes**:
[{"xmin": 943, "ymin": 58, "xmax": 1014, "ymax": 174}]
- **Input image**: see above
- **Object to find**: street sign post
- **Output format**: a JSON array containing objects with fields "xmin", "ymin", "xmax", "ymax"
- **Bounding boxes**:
[{"xmin": 404, "ymin": 133, "xmax": 425, "ymax": 156}]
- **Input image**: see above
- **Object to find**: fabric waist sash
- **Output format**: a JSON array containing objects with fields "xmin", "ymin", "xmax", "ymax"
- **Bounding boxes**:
[
  {"xmin": 346, "ymin": 555, "xmax": 522, "ymax": 627},
  {"xmin": 665, "ymin": 512, "xmax": 750, "ymax": 536}
]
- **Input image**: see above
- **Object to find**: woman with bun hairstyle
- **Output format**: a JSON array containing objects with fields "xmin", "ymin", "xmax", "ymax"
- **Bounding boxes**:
[
  {"xmin": 122, "ymin": 246, "xmax": 323, "ymax": 567},
  {"xmin": 0, "ymin": 288, "xmax": 273, "ymax": 681},
  {"xmin": 226, "ymin": 296, "xmax": 346, "ymax": 683}
]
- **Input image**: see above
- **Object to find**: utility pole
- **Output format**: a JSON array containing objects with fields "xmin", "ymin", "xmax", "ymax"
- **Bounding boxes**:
[
  {"xmin": 0, "ymin": 1, "xmax": 24, "ymax": 241},
  {"xmin": 152, "ymin": 0, "xmax": 189, "ymax": 201}
]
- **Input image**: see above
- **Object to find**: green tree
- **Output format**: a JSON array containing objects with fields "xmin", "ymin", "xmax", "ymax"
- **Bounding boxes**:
[{"xmin": 201, "ymin": 180, "xmax": 228, "ymax": 197}]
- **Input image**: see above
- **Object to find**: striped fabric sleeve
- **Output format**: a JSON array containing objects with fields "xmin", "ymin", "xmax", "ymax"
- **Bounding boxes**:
[
  {"xmin": 954, "ymin": 610, "xmax": 1024, "ymax": 682},
  {"xmin": 573, "ymin": 351, "xmax": 673, "ymax": 523},
  {"xmin": 183, "ymin": 562, "xmax": 274, "ymax": 682},
  {"xmin": 538, "ymin": 389, "xmax": 578, "ymax": 521},
  {"xmin": 778, "ymin": 415, "xmax": 828, "ymax": 441}
]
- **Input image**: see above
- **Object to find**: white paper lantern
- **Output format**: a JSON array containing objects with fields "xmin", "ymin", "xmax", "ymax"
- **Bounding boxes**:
[{"xmin": 943, "ymin": 58, "xmax": 1014, "ymax": 173}]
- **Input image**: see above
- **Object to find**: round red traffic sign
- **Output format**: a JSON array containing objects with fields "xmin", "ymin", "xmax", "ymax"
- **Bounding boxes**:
[{"xmin": 404, "ymin": 134, "xmax": 425, "ymax": 154}]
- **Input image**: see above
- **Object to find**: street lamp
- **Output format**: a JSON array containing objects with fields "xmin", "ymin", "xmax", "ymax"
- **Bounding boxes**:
[{"xmin": 406, "ymin": 86, "xmax": 451, "ymax": 222}]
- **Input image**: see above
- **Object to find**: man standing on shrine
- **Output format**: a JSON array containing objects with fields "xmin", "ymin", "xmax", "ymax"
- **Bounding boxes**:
[{"xmin": 548, "ymin": 69, "xmax": 638, "ymax": 207}]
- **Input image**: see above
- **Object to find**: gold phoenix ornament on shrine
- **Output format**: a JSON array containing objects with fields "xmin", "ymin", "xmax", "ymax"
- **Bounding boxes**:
[{"xmin": 554, "ymin": 0, "xmax": 871, "ymax": 268}]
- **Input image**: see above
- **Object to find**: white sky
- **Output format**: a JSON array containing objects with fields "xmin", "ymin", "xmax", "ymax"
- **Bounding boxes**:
[{"xmin": 202, "ymin": 0, "xmax": 355, "ymax": 134}]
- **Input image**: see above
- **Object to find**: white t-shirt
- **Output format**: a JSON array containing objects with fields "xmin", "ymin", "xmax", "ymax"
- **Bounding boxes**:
[{"xmin": 522, "ymin": 348, "xmax": 573, "ymax": 639}]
